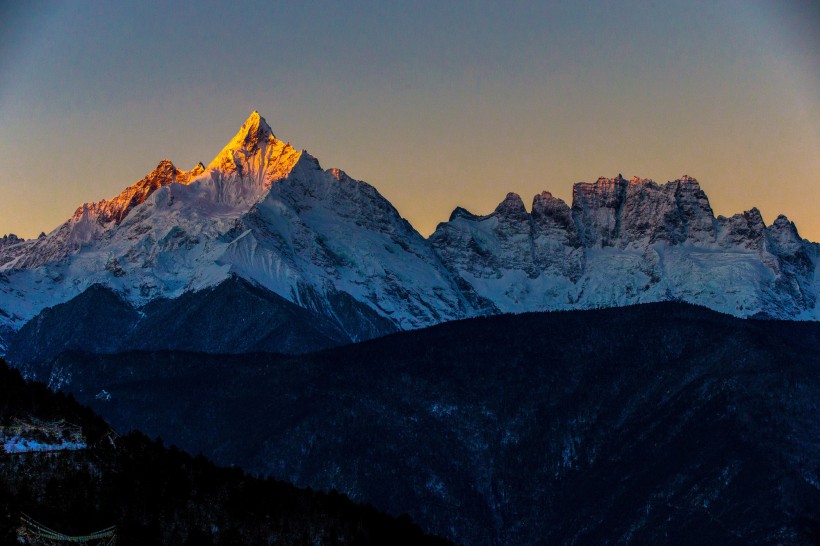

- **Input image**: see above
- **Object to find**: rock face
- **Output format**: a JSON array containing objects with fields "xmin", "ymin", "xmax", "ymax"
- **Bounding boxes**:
[
  {"xmin": 0, "ymin": 113, "xmax": 818, "ymax": 358},
  {"xmin": 227, "ymin": 160, "xmax": 477, "ymax": 332},
  {"xmin": 568, "ymin": 174, "xmax": 717, "ymax": 247}
]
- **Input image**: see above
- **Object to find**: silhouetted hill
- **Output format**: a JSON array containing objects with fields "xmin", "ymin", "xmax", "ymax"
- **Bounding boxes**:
[
  {"xmin": 23, "ymin": 302, "xmax": 820, "ymax": 545},
  {"xmin": 5, "ymin": 277, "xmax": 372, "ymax": 364},
  {"xmin": 0, "ymin": 361, "xmax": 451, "ymax": 545}
]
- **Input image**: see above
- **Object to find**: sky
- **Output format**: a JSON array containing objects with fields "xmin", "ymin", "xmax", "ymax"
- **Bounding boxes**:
[{"xmin": 0, "ymin": 1, "xmax": 818, "ymax": 240}]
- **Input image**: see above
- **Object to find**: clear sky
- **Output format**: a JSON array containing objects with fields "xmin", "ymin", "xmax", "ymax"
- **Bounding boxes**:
[{"xmin": 1, "ymin": 1, "xmax": 818, "ymax": 240}]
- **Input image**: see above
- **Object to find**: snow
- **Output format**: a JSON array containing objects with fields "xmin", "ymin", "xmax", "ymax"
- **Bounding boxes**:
[
  {"xmin": 95, "ymin": 389, "xmax": 112, "ymax": 401},
  {"xmin": 0, "ymin": 112, "xmax": 816, "ymax": 349},
  {"xmin": 3, "ymin": 437, "xmax": 87, "ymax": 453},
  {"xmin": 430, "ymin": 176, "xmax": 818, "ymax": 321}
]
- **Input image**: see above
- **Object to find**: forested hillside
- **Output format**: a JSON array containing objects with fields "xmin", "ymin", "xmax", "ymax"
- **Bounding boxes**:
[
  {"xmin": 32, "ymin": 302, "xmax": 820, "ymax": 545},
  {"xmin": 0, "ymin": 361, "xmax": 450, "ymax": 545}
]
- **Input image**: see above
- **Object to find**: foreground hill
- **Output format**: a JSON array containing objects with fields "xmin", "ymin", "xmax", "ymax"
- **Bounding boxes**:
[
  {"xmin": 0, "ymin": 361, "xmax": 450, "ymax": 545},
  {"xmin": 26, "ymin": 302, "xmax": 820, "ymax": 545}
]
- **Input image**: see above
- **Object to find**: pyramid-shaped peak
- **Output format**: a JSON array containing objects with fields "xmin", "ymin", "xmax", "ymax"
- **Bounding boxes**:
[
  {"xmin": 448, "ymin": 206, "xmax": 478, "ymax": 222},
  {"xmin": 213, "ymin": 110, "xmax": 279, "ymax": 159},
  {"xmin": 246, "ymin": 110, "xmax": 271, "ymax": 129},
  {"xmin": 770, "ymin": 214, "xmax": 802, "ymax": 241},
  {"xmin": 744, "ymin": 207, "xmax": 765, "ymax": 224},
  {"xmin": 206, "ymin": 111, "xmax": 292, "ymax": 172},
  {"xmin": 234, "ymin": 110, "xmax": 275, "ymax": 144}
]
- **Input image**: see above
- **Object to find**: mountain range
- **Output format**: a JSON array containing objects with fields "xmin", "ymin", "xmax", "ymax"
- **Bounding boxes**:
[
  {"xmin": 3, "ymin": 113, "xmax": 819, "ymax": 545},
  {"xmin": 1, "ymin": 111, "xmax": 818, "ymax": 359}
]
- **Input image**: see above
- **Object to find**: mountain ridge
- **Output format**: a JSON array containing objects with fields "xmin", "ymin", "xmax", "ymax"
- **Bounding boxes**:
[{"xmin": 0, "ymin": 111, "xmax": 817, "ymax": 356}]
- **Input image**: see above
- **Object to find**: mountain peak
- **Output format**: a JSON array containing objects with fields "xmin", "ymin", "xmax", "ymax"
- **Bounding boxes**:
[
  {"xmin": 232, "ymin": 110, "xmax": 275, "ymax": 149},
  {"xmin": 220, "ymin": 111, "xmax": 276, "ymax": 155},
  {"xmin": 532, "ymin": 190, "xmax": 570, "ymax": 214},
  {"xmin": 247, "ymin": 110, "xmax": 272, "ymax": 132},
  {"xmin": 206, "ymin": 111, "xmax": 291, "ymax": 174},
  {"xmin": 494, "ymin": 192, "xmax": 528, "ymax": 219},
  {"xmin": 153, "ymin": 158, "xmax": 178, "ymax": 174},
  {"xmin": 448, "ymin": 206, "xmax": 478, "ymax": 222}
]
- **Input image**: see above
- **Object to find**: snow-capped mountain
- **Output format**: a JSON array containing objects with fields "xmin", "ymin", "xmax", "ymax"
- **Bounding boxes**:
[
  {"xmin": 431, "ymin": 174, "xmax": 818, "ymax": 319},
  {"xmin": 0, "ymin": 112, "xmax": 479, "ymax": 356},
  {"xmin": 0, "ymin": 113, "xmax": 817, "ymax": 357}
]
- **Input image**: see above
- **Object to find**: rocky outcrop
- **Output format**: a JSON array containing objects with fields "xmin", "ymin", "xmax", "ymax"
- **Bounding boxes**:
[
  {"xmin": 94, "ymin": 159, "xmax": 206, "ymax": 225},
  {"xmin": 0, "ymin": 234, "xmax": 23, "ymax": 249}
]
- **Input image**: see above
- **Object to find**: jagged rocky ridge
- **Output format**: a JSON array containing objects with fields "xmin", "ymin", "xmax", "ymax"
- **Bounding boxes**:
[
  {"xmin": 0, "ymin": 113, "xmax": 817, "ymax": 356},
  {"xmin": 431, "ymin": 175, "xmax": 817, "ymax": 318}
]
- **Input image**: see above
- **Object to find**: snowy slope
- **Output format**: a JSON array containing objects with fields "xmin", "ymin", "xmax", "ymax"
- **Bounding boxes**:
[
  {"xmin": 224, "ymin": 159, "xmax": 479, "ymax": 331},
  {"xmin": 0, "ymin": 112, "xmax": 476, "ymax": 348},
  {"xmin": 0, "ymin": 115, "xmax": 817, "ymax": 357}
]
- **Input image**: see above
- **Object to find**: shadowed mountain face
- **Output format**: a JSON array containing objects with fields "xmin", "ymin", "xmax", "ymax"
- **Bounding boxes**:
[
  {"xmin": 5, "ymin": 276, "xmax": 396, "ymax": 364},
  {"xmin": 27, "ymin": 303, "xmax": 820, "ymax": 545}
]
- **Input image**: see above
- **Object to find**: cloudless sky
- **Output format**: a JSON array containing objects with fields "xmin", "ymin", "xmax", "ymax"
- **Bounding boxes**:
[{"xmin": 1, "ymin": 1, "xmax": 818, "ymax": 240}]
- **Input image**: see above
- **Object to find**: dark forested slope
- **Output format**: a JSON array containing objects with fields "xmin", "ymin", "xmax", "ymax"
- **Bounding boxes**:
[
  {"xmin": 24, "ymin": 302, "xmax": 820, "ymax": 545},
  {"xmin": 0, "ymin": 361, "xmax": 449, "ymax": 545}
]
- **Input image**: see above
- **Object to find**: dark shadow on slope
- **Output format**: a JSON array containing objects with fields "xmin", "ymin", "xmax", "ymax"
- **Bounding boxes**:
[{"xmin": 6, "ymin": 276, "xmax": 391, "ymax": 364}]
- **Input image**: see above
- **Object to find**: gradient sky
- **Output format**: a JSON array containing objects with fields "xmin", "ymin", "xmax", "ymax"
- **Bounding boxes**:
[{"xmin": 1, "ymin": 1, "xmax": 818, "ymax": 240}]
